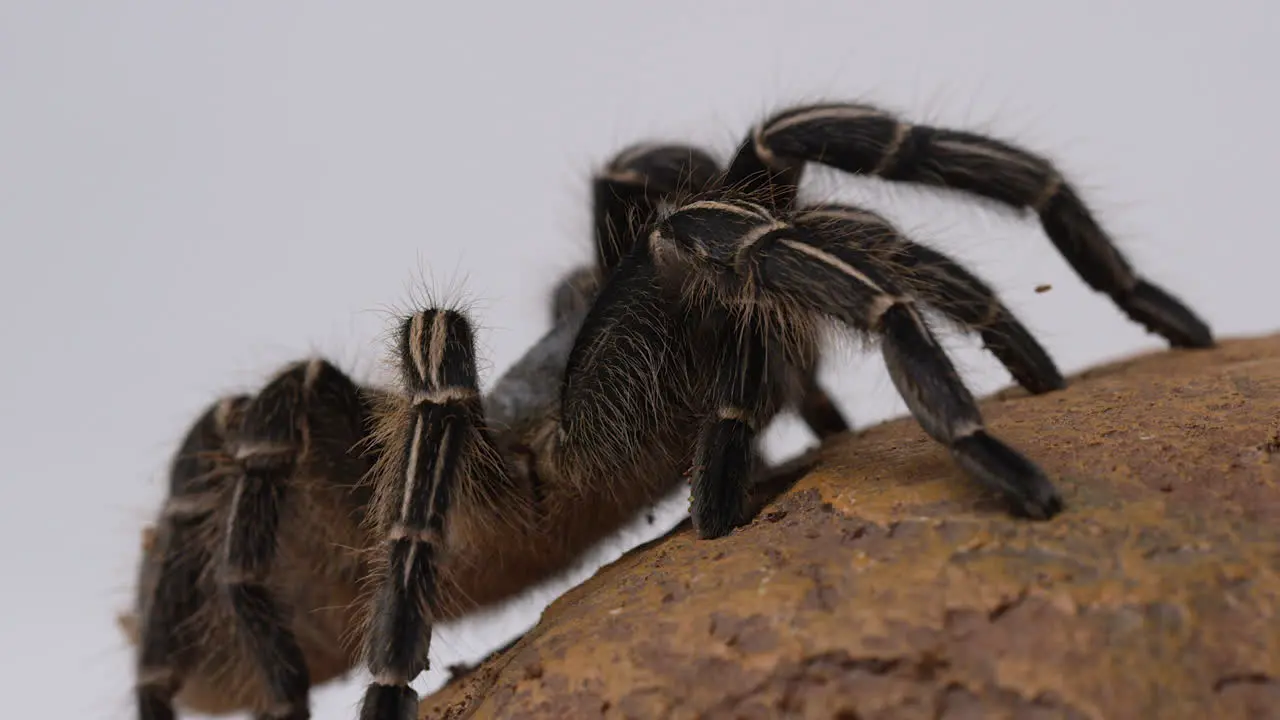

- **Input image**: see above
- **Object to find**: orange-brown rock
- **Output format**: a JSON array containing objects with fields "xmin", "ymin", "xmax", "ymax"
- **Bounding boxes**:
[{"xmin": 423, "ymin": 336, "xmax": 1280, "ymax": 720}]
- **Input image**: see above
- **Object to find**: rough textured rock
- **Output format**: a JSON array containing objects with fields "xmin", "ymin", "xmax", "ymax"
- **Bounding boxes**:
[{"xmin": 422, "ymin": 336, "xmax": 1280, "ymax": 720}]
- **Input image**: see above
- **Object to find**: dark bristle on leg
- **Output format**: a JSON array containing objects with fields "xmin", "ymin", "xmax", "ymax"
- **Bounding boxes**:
[
  {"xmin": 878, "ymin": 303, "xmax": 1063, "ymax": 518},
  {"xmin": 728, "ymin": 103, "xmax": 1214, "ymax": 349}
]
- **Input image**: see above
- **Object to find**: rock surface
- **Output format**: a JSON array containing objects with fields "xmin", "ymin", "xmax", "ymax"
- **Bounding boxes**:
[{"xmin": 422, "ymin": 336, "xmax": 1280, "ymax": 720}]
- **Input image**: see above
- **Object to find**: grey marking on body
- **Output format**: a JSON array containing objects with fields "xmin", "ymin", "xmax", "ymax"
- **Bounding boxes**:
[{"xmin": 485, "ymin": 305, "xmax": 591, "ymax": 431}]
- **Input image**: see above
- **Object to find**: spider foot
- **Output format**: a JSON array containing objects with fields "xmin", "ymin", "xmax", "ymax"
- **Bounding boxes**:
[
  {"xmin": 359, "ymin": 683, "xmax": 416, "ymax": 720},
  {"xmin": 1116, "ymin": 279, "xmax": 1214, "ymax": 349},
  {"xmin": 691, "ymin": 418, "xmax": 754, "ymax": 540},
  {"xmin": 980, "ymin": 318, "xmax": 1067, "ymax": 394},
  {"xmin": 951, "ymin": 431, "xmax": 1064, "ymax": 520}
]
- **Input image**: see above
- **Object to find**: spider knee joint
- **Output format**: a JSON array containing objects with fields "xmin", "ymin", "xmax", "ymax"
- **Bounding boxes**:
[
  {"xmin": 871, "ymin": 122, "xmax": 913, "ymax": 176},
  {"xmin": 653, "ymin": 200, "xmax": 789, "ymax": 270},
  {"xmin": 869, "ymin": 295, "xmax": 913, "ymax": 326},
  {"xmin": 949, "ymin": 421, "xmax": 983, "ymax": 442},
  {"xmin": 411, "ymin": 387, "xmax": 478, "ymax": 406},
  {"xmin": 135, "ymin": 666, "xmax": 178, "ymax": 691},
  {"xmin": 387, "ymin": 524, "xmax": 443, "ymax": 546},
  {"xmin": 716, "ymin": 406, "xmax": 759, "ymax": 430},
  {"xmin": 161, "ymin": 493, "xmax": 218, "ymax": 519},
  {"xmin": 1031, "ymin": 172, "xmax": 1063, "ymax": 213}
]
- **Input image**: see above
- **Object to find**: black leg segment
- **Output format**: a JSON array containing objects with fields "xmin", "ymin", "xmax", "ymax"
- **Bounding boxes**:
[
  {"xmin": 690, "ymin": 315, "xmax": 772, "ymax": 539},
  {"xmin": 796, "ymin": 365, "xmax": 851, "ymax": 439}
]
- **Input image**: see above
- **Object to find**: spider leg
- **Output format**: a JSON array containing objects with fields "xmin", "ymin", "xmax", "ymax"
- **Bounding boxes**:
[
  {"xmin": 689, "ymin": 313, "xmax": 775, "ymax": 538},
  {"xmin": 592, "ymin": 143, "xmax": 852, "ymax": 438},
  {"xmin": 652, "ymin": 200, "xmax": 1064, "ymax": 526},
  {"xmin": 594, "ymin": 143, "xmax": 722, "ymax": 273},
  {"xmin": 358, "ymin": 309, "xmax": 506, "ymax": 720},
  {"xmin": 795, "ymin": 364, "xmax": 850, "ymax": 439},
  {"xmin": 136, "ymin": 396, "xmax": 248, "ymax": 720},
  {"xmin": 724, "ymin": 102, "xmax": 1213, "ymax": 349},
  {"xmin": 557, "ymin": 251, "xmax": 694, "ymax": 479},
  {"xmin": 219, "ymin": 359, "xmax": 366, "ymax": 720},
  {"xmin": 799, "ymin": 204, "xmax": 1065, "ymax": 394}
]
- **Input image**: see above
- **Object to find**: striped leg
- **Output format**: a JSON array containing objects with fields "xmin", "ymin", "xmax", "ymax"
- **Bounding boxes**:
[
  {"xmin": 219, "ymin": 360, "xmax": 366, "ymax": 720},
  {"xmin": 135, "ymin": 397, "xmax": 247, "ymax": 720},
  {"xmin": 796, "ymin": 204, "xmax": 1065, "ymax": 394},
  {"xmin": 588, "ymin": 141, "xmax": 849, "ymax": 438},
  {"xmin": 653, "ymin": 199, "xmax": 1064, "ymax": 522},
  {"xmin": 359, "ymin": 309, "xmax": 505, "ymax": 720},
  {"xmin": 592, "ymin": 143, "xmax": 851, "ymax": 438},
  {"xmin": 689, "ymin": 314, "xmax": 772, "ymax": 539},
  {"xmin": 724, "ymin": 102, "xmax": 1213, "ymax": 349},
  {"xmin": 135, "ymin": 358, "xmax": 370, "ymax": 720}
]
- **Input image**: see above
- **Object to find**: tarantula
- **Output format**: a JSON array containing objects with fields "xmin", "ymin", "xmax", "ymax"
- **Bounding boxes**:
[{"xmin": 128, "ymin": 101, "xmax": 1213, "ymax": 720}]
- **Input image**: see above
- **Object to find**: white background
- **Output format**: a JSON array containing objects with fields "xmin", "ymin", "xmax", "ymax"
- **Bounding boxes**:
[{"xmin": 1, "ymin": 2, "xmax": 1275, "ymax": 718}]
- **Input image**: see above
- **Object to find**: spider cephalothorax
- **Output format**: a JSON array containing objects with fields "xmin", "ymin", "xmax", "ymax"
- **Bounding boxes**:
[{"xmin": 129, "ymin": 101, "xmax": 1212, "ymax": 720}]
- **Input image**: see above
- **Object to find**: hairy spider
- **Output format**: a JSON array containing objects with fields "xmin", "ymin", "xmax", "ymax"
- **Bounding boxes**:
[{"xmin": 127, "ymin": 101, "xmax": 1213, "ymax": 720}]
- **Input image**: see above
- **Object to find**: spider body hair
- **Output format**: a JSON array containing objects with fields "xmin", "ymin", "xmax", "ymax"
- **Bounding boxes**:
[
  {"xmin": 128, "ymin": 294, "xmax": 707, "ymax": 718},
  {"xmin": 128, "ymin": 100, "xmax": 1213, "ymax": 720}
]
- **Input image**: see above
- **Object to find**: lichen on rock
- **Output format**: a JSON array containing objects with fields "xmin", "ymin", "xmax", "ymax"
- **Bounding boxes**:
[{"xmin": 423, "ymin": 336, "xmax": 1280, "ymax": 720}]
